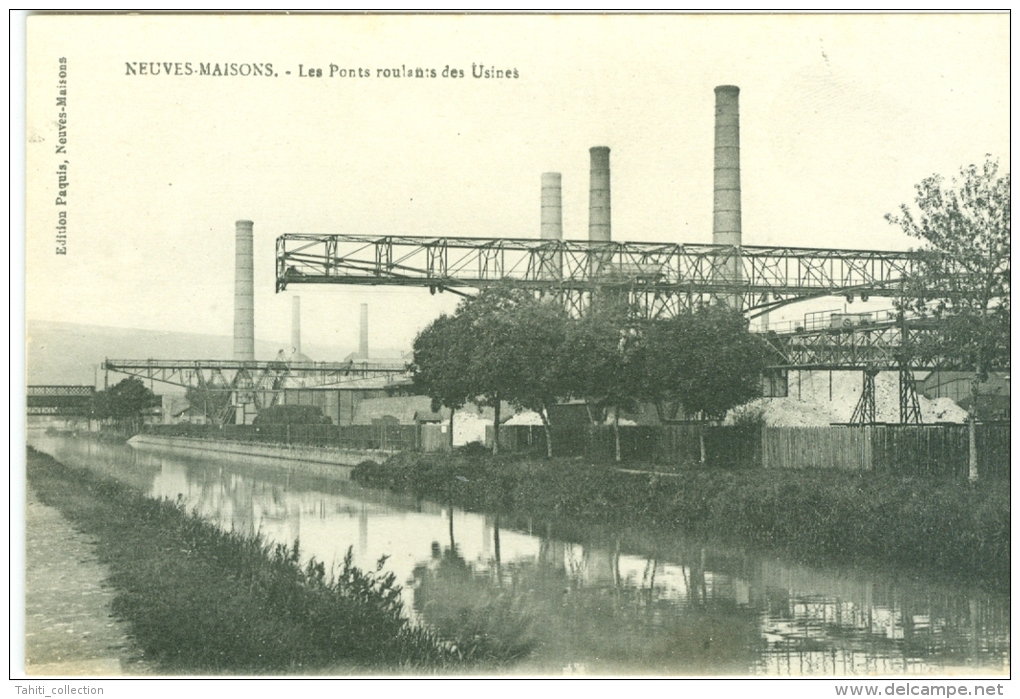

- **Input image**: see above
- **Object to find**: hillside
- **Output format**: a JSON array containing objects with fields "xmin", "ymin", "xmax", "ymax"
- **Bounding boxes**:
[{"xmin": 24, "ymin": 320, "xmax": 405, "ymax": 386}]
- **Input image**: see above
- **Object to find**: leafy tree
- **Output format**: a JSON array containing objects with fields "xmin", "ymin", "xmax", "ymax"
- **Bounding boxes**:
[
  {"xmin": 559, "ymin": 301, "xmax": 646, "ymax": 462},
  {"xmin": 644, "ymin": 304, "xmax": 771, "ymax": 464},
  {"xmin": 412, "ymin": 312, "xmax": 475, "ymax": 448},
  {"xmin": 886, "ymin": 156, "xmax": 1010, "ymax": 481},
  {"xmin": 470, "ymin": 289, "xmax": 569, "ymax": 457},
  {"xmin": 459, "ymin": 286, "xmax": 569, "ymax": 456},
  {"xmin": 91, "ymin": 377, "xmax": 160, "ymax": 434},
  {"xmin": 413, "ymin": 286, "xmax": 570, "ymax": 456}
]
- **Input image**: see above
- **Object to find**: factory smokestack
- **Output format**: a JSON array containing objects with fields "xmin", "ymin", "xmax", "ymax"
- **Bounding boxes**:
[
  {"xmin": 540, "ymin": 172, "xmax": 563, "ymax": 280},
  {"xmin": 714, "ymin": 86, "xmax": 742, "ymax": 308},
  {"xmin": 588, "ymin": 146, "xmax": 611, "ymax": 242},
  {"xmin": 233, "ymin": 220, "xmax": 255, "ymax": 361},
  {"xmin": 359, "ymin": 303, "xmax": 369, "ymax": 360},
  {"xmin": 713, "ymin": 85, "xmax": 741, "ymax": 248},
  {"xmin": 291, "ymin": 296, "xmax": 301, "ymax": 358}
]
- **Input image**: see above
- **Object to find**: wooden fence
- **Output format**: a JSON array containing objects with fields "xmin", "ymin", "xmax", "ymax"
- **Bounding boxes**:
[
  {"xmin": 760, "ymin": 426, "xmax": 872, "ymax": 471},
  {"xmin": 761, "ymin": 423, "xmax": 1010, "ymax": 479},
  {"xmin": 147, "ymin": 420, "xmax": 1009, "ymax": 481},
  {"xmin": 493, "ymin": 424, "xmax": 759, "ymax": 470},
  {"xmin": 494, "ymin": 422, "xmax": 1010, "ymax": 480}
]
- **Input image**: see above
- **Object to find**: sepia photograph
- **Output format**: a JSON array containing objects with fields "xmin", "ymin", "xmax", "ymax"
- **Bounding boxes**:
[{"xmin": 16, "ymin": 11, "xmax": 1010, "ymax": 684}]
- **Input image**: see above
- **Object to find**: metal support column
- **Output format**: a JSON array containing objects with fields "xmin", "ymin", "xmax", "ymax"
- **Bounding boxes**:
[
  {"xmin": 851, "ymin": 369, "xmax": 879, "ymax": 425},
  {"xmin": 899, "ymin": 367, "xmax": 923, "ymax": 424}
]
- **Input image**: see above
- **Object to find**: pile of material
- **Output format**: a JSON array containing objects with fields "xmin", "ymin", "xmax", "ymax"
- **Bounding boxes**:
[{"xmin": 727, "ymin": 371, "xmax": 969, "ymax": 427}]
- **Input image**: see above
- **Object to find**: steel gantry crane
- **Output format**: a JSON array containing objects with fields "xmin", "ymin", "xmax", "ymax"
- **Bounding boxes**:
[
  {"xmin": 274, "ymin": 233, "xmax": 960, "ymax": 424},
  {"xmin": 276, "ymin": 234, "xmax": 920, "ymax": 319}
]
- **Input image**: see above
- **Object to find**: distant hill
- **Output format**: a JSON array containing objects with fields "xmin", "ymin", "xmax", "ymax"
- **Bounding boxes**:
[{"xmin": 24, "ymin": 320, "xmax": 407, "ymax": 387}]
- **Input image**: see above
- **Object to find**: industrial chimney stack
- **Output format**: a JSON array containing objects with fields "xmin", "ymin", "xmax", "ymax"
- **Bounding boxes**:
[
  {"xmin": 588, "ymin": 146, "xmax": 611, "ymax": 242},
  {"xmin": 713, "ymin": 86, "xmax": 742, "ymax": 307},
  {"xmin": 233, "ymin": 220, "xmax": 255, "ymax": 361},
  {"xmin": 359, "ymin": 303, "xmax": 369, "ymax": 360},
  {"xmin": 540, "ymin": 172, "xmax": 563, "ymax": 280},
  {"xmin": 713, "ymin": 85, "xmax": 741, "ymax": 248}
]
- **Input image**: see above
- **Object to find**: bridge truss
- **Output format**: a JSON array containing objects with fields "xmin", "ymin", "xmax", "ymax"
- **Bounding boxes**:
[
  {"xmin": 276, "ymin": 234, "xmax": 920, "ymax": 318},
  {"xmin": 27, "ymin": 385, "xmax": 96, "ymax": 417},
  {"xmin": 764, "ymin": 320, "xmax": 940, "ymax": 425},
  {"xmin": 274, "ymin": 233, "xmax": 1007, "ymax": 426},
  {"xmin": 102, "ymin": 359, "xmax": 410, "ymax": 423}
]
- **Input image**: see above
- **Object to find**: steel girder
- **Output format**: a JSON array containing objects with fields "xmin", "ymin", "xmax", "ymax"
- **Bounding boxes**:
[
  {"xmin": 849, "ymin": 370, "xmax": 880, "ymax": 425},
  {"xmin": 760, "ymin": 320, "xmax": 995, "ymax": 371},
  {"xmin": 27, "ymin": 385, "xmax": 96, "ymax": 416},
  {"xmin": 102, "ymin": 359, "xmax": 410, "ymax": 394},
  {"xmin": 275, "ymin": 234, "xmax": 920, "ymax": 316},
  {"xmin": 899, "ymin": 368, "xmax": 923, "ymax": 424}
]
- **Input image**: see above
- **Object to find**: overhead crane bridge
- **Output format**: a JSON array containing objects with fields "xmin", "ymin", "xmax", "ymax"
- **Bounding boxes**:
[
  {"xmin": 102, "ymin": 358, "xmax": 410, "ymax": 424},
  {"xmin": 276, "ymin": 234, "xmax": 920, "ymax": 318},
  {"xmin": 275, "ymin": 233, "xmax": 969, "ymax": 424}
]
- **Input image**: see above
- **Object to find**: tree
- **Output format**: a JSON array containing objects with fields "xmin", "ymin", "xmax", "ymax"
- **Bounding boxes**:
[
  {"xmin": 91, "ymin": 377, "xmax": 160, "ymax": 434},
  {"xmin": 886, "ymin": 156, "xmax": 1010, "ymax": 481},
  {"xmin": 459, "ymin": 286, "xmax": 568, "ymax": 456},
  {"xmin": 473, "ymin": 290, "xmax": 569, "ymax": 458},
  {"xmin": 412, "ymin": 312, "xmax": 475, "ymax": 447},
  {"xmin": 644, "ymin": 304, "xmax": 771, "ymax": 464},
  {"xmin": 413, "ymin": 286, "xmax": 571, "ymax": 456},
  {"xmin": 559, "ymin": 300, "xmax": 647, "ymax": 462}
]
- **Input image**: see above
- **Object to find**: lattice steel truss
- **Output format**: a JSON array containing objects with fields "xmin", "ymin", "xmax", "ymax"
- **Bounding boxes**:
[
  {"xmin": 102, "ymin": 359, "xmax": 410, "ymax": 422},
  {"xmin": 850, "ymin": 369, "xmax": 879, "ymax": 425},
  {"xmin": 762, "ymin": 320, "xmax": 945, "ymax": 371},
  {"xmin": 27, "ymin": 385, "xmax": 96, "ymax": 416},
  {"xmin": 276, "ymin": 234, "xmax": 921, "ymax": 317},
  {"xmin": 899, "ymin": 368, "xmax": 923, "ymax": 425}
]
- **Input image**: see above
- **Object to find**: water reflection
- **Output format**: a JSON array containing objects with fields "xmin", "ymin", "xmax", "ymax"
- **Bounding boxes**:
[{"xmin": 29, "ymin": 434, "xmax": 1009, "ymax": 675}]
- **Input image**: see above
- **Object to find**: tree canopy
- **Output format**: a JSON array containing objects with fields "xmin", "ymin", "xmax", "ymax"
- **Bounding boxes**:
[
  {"xmin": 412, "ymin": 311, "xmax": 475, "ymax": 415},
  {"xmin": 886, "ymin": 156, "xmax": 1010, "ymax": 481},
  {"xmin": 91, "ymin": 377, "xmax": 160, "ymax": 432},
  {"xmin": 644, "ymin": 304, "xmax": 771, "ymax": 421},
  {"xmin": 886, "ymin": 156, "xmax": 1010, "ymax": 374},
  {"xmin": 412, "ymin": 285, "xmax": 570, "ymax": 454},
  {"xmin": 412, "ymin": 285, "xmax": 773, "ymax": 461},
  {"xmin": 559, "ymin": 300, "xmax": 646, "ymax": 425}
]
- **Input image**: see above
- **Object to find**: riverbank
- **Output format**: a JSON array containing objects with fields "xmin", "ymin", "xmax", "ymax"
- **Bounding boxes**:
[
  {"xmin": 352, "ymin": 453, "xmax": 1010, "ymax": 592},
  {"xmin": 25, "ymin": 447, "xmax": 518, "ymax": 674},
  {"xmin": 127, "ymin": 434, "xmax": 384, "ymax": 477},
  {"xmin": 25, "ymin": 484, "xmax": 151, "ymax": 675}
]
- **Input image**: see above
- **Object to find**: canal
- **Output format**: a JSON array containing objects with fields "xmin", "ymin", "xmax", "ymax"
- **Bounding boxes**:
[{"xmin": 28, "ymin": 433, "xmax": 1009, "ymax": 676}]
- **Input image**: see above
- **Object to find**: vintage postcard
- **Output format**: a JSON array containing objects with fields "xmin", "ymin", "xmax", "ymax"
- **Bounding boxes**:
[{"xmin": 19, "ymin": 12, "xmax": 1010, "ymax": 684}]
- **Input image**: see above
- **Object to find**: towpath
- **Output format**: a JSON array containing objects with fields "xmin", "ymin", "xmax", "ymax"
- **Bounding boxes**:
[{"xmin": 24, "ymin": 485, "xmax": 151, "ymax": 676}]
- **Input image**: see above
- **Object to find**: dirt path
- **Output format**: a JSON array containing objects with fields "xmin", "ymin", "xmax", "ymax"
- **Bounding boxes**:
[{"xmin": 24, "ymin": 486, "xmax": 151, "ymax": 676}]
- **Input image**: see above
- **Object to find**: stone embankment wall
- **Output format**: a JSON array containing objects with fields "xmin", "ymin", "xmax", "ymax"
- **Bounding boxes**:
[{"xmin": 128, "ymin": 435, "xmax": 385, "ymax": 478}]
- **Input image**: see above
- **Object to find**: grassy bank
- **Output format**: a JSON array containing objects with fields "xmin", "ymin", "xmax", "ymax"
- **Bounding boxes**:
[
  {"xmin": 352, "ymin": 452, "xmax": 1010, "ymax": 591},
  {"xmin": 26, "ymin": 448, "xmax": 515, "ymax": 674}
]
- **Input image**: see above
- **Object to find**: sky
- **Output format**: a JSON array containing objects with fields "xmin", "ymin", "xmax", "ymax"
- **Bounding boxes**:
[{"xmin": 24, "ymin": 13, "xmax": 1010, "ymax": 354}]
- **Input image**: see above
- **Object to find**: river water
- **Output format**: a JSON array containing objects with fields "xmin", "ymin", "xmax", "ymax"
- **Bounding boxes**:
[{"xmin": 28, "ymin": 433, "xmax": 1009, "ymax": 676}]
